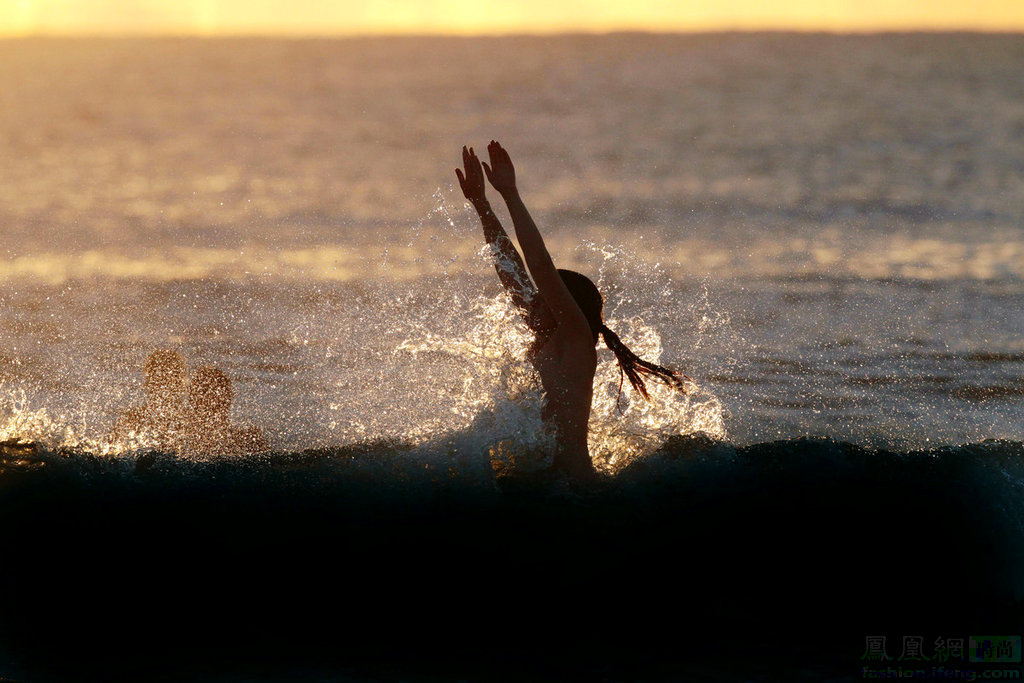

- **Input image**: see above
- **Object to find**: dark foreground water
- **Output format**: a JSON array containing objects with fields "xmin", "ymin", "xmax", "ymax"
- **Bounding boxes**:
[{"xmin": 1, "ymin": 437, "xmax": 1021, "ymax": 681}]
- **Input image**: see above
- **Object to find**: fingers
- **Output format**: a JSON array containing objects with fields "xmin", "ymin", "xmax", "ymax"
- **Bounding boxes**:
[
  {"xmin": 460, "ymin": 144, "xmax": 501, "ymax": 189},
  {"xmin": 485, "ymin": 140, "xmax": 511, "ymax": 167},
  {"xmin": 461, "ymin": 146, "xmax": 484, "ymax": 173}
]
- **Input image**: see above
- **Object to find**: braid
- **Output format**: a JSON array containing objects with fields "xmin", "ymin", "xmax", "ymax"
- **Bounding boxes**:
[
  {"xmin": 553, "ymin": 269, "xmax": 692, "ymax": 409},
  {"xmin": 598, "ymin": 324, "xmax": 690, "ymax": 406}
]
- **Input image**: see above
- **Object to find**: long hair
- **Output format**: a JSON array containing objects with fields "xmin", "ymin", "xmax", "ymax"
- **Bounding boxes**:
[{"xmin": 557, "ymin": 269, "xmax": 690, "ymax": 403}]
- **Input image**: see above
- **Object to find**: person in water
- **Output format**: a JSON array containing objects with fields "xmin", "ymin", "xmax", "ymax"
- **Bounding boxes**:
[
  {"xmin": 183, "ymin": 366, "xmax": 266, "ymax": 456},
  {"xmin": 111, "ymin": 349, "xmax": 188, "ymax": 448},
  {"xmin": 456, "ymin": 141, "xmax": 687, "ymax": 479}
]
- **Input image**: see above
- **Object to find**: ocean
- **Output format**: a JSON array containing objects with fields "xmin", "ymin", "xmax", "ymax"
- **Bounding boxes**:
[{"xmin": 0, "ymin": 34, "xmax": 1022, "ymax": 680}]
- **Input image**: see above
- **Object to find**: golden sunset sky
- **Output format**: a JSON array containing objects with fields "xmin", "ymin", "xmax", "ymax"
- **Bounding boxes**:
[{"xmin": 1, "ymin": 0, "xmax": 1022, "ymax": 35}]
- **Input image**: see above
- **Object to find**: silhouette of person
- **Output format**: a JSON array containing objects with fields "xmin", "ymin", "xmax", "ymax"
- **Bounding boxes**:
[
  {"xmin": 457, "ymin": 142, "xmax": 688, "ymax": 480},
  {"xmin": 183, "ymin": 366, "xmax": 266, "ymax": 456},
  {"xmin": 111, "ymin": 350, "xmax": 188, "ymax": 449}
]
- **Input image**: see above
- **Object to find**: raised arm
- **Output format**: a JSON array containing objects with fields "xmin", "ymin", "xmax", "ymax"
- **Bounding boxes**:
[
  {"xmin": 456, "ymin": 145, "xmax": 535, "ymax": 310},
  {"xmin": 482, "ymin": 141, "xmax": 591, "ymax": 340}
]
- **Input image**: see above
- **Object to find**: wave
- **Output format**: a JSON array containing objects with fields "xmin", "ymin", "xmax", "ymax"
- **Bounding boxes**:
[{"xmin": 1, "ymin": 435, "xmax": 1021, "ymax": 680}]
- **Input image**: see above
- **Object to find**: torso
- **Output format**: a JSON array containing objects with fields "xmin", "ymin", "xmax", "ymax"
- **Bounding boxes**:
[{"xmin": 529, "ymin": 327, "xmax": 597, "ymax": 478}]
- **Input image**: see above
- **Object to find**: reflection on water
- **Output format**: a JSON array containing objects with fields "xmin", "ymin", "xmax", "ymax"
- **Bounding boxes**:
[{"xmin": 1, "ymin": 34, "xmax": 1023, "ymax": 455}]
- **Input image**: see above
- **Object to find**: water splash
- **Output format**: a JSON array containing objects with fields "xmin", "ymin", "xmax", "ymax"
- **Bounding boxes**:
[
  {"xmin": 0, "ymin": 387, "xmax": 138, "ymax": 458},
  {"xmin": 396, "ymin": 293, "xmax": 548, "ymax": 459},
  {"xmin": 589, "ymin": 316, "xmax": 726, "ymax": 471},
  {"xmin": 395, "ymin": 282, "xmax": 727, "ymax": 475},
  {"xmin": 0, "ymin": 188, "xmax": 728, "ymax": 474}
]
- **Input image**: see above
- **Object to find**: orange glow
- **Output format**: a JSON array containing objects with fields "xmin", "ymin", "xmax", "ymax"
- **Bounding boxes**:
[{"xmin": 1, "ymin": 0, "xmax": 1023, "ymax": 36}]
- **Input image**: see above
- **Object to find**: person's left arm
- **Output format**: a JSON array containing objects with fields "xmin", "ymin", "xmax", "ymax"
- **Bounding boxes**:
[{"xmin": 456, "ymin": 145, "xmax": 535, "ymax": 310}]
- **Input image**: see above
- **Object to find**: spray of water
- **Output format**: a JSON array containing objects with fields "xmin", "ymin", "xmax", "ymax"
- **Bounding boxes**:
[
  {"xmin": 0, "ymin": 387, "xmax": 147, "ymax": 460},
  {"xmin": 0, "ymin": 191, "xmax": 728, "ymax": 478},
  {"xmin": 393, "ymin": 237, "xmax": 728, "ymax": 475}
]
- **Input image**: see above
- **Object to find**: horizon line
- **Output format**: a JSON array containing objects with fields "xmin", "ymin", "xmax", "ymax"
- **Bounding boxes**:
[{"xmin": 3, "ymin": 26, "xmax": 1024, "ymax": 39}]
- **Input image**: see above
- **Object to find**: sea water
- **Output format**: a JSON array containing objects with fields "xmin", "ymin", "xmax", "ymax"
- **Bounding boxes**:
[{"xmin": 0, "ymin": 34, "xmax": 1022, "ymax": 680}]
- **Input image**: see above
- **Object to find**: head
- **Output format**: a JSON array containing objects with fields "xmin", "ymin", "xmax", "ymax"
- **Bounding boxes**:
[
  {"xmin": 143, "ymin": 350, "xmax": 187, "ymax": 405},
  {"xmin": 529, "ymin": 270, "xmax": 604, "ymax": 340},
  {"xmin": 557, "ymin": 269, "xmax": 604, "ymax": 342},
  {"xmin": 551, "ymin": 270, "xmax": 688, "ymax": 403},
  {"xmin": 188, "ymin": 366, "xmax": 233, "ymax": 417}
]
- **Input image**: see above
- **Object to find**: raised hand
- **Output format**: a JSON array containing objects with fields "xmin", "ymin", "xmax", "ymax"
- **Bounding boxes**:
[
  {"xmin": 456, "ymin": 142, "xmax": 536, "ymax": 311},
  {"xmin": 482, "ymin": 140, "xmax": 517, "ymax": 197},
  {"xmin": 455, "ymin": 146, "xmax": 487, "ymax": 204}
]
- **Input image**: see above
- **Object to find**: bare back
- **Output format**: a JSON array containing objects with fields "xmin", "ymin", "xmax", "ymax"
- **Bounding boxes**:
[{"xmin": 530, "ymin": 326, "xmax": 597, "ymax": 478}]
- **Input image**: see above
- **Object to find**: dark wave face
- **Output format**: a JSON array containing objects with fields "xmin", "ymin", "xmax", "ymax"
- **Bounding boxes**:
[{"xmin": 1, "ymin": 437, "xmax": 1021, "ymax": 680}]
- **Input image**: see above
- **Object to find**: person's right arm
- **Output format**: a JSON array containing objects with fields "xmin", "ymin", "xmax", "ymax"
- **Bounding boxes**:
[{"xmin": 483, "ymin": 141, "xmax": 591, "ymax": 342}]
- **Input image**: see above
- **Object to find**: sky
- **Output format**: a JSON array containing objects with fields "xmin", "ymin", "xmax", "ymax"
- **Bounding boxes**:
[{"xmin": 1, "ymin": 0, "xmax": 1023, "ymax": 35}]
